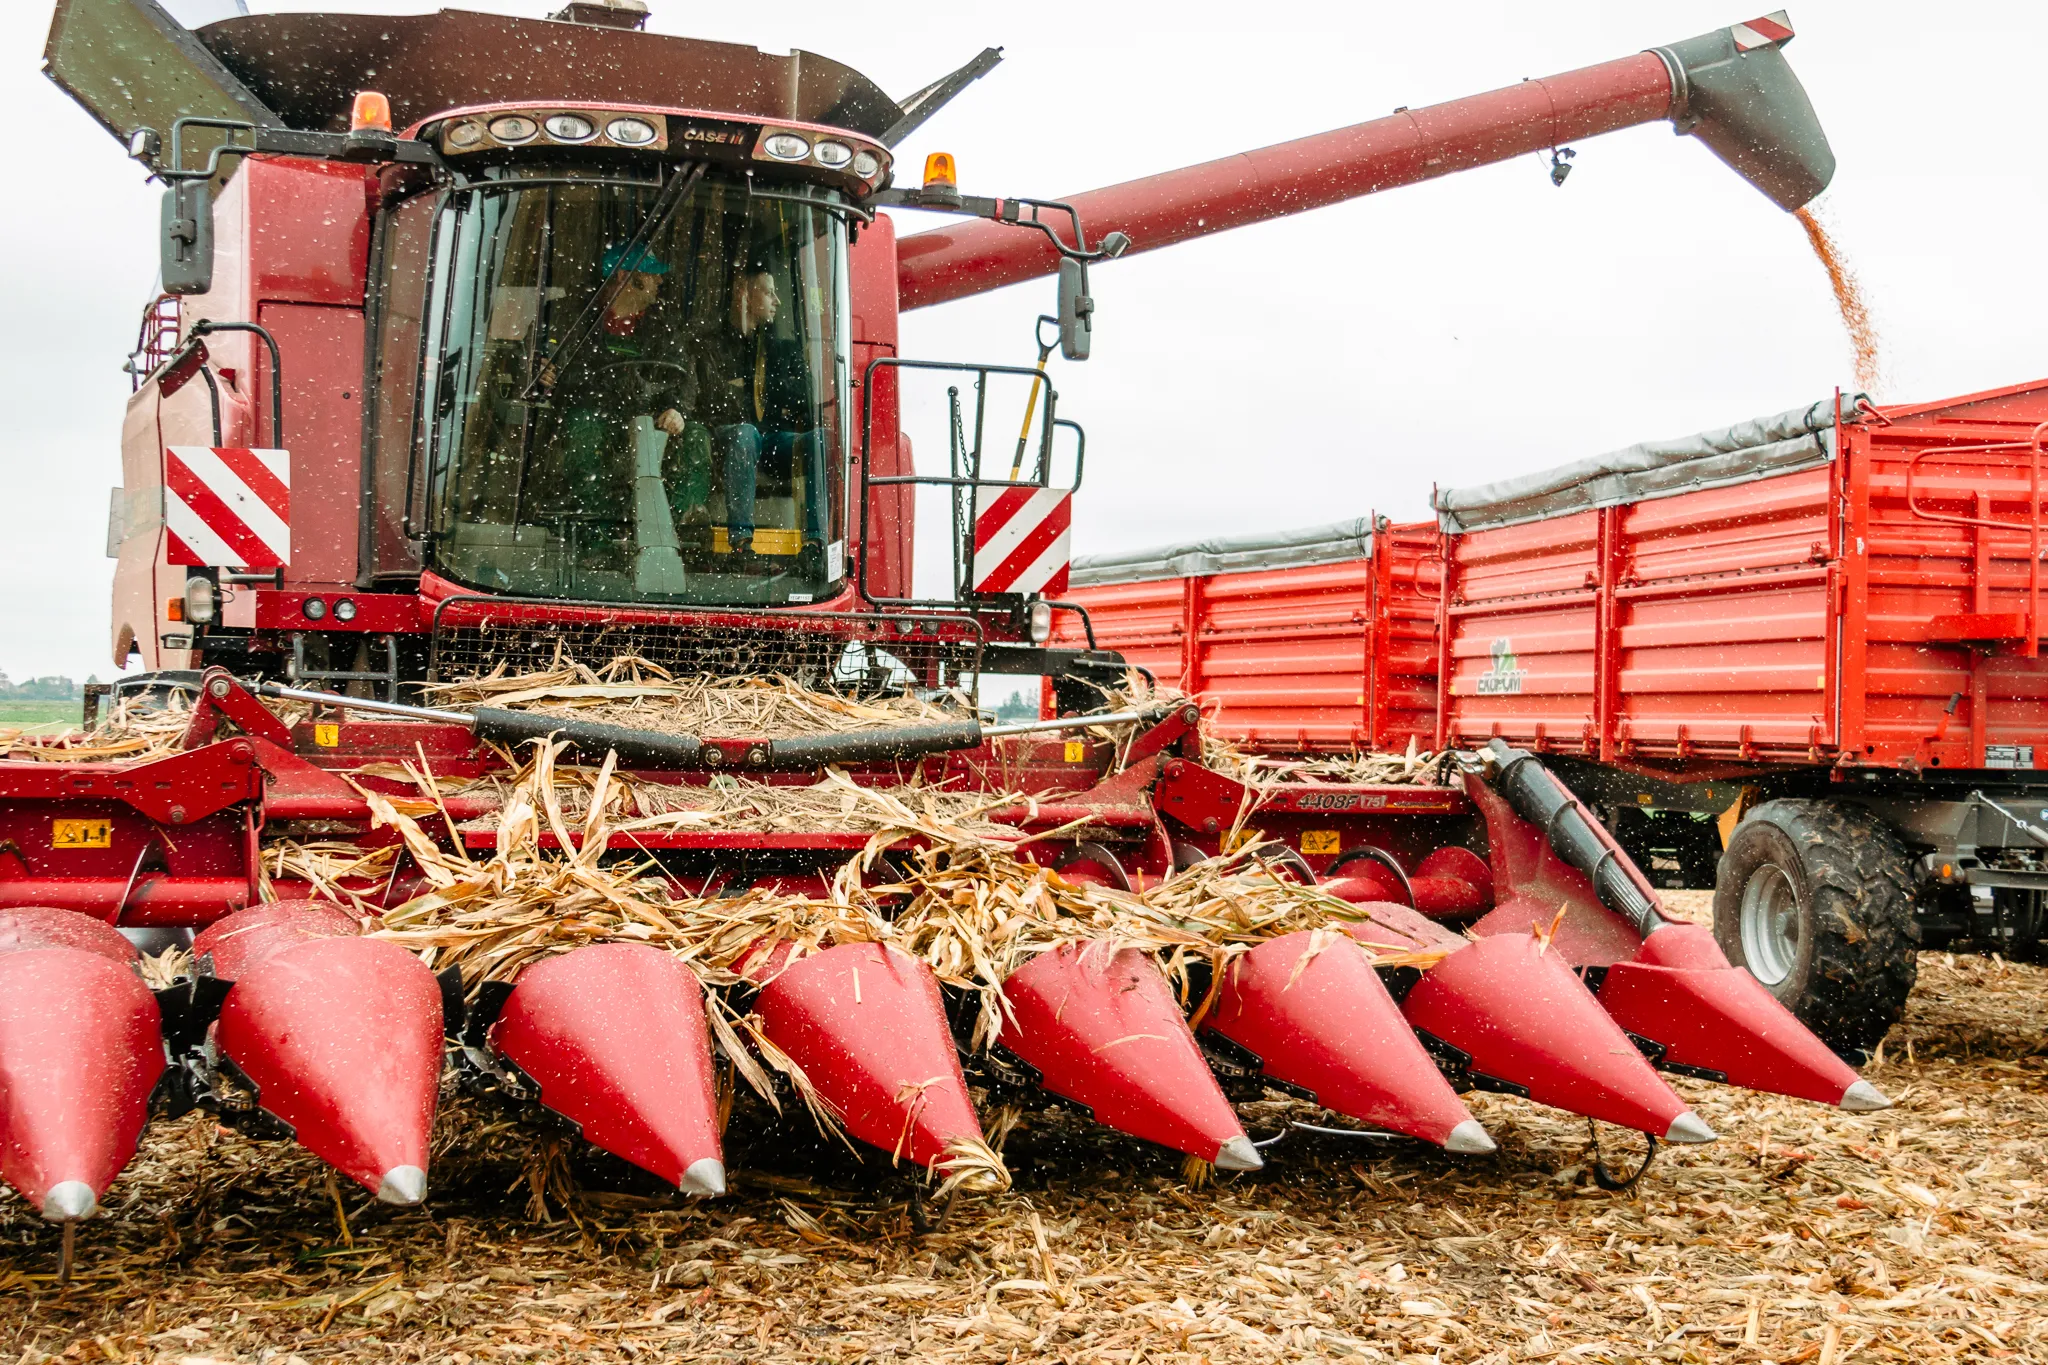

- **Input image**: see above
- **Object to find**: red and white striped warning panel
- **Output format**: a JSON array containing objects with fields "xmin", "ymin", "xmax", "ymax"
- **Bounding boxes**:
[
  {"xmin": 163, "ymin": 446, "xmax": 291, "ymax": 569},
  {"xmin": 972, "ymin": 485, "xmax": 1071, "ymax": 596},
  {"xmin": 1731, "ymin": 11, "xmax": 1793, "ymax": 50}
]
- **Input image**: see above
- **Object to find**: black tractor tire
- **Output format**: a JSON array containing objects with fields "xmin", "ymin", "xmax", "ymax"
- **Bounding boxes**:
[{"xmin": 1713, "ymin": 799, "xmax": 1919, "ymax": 1061}]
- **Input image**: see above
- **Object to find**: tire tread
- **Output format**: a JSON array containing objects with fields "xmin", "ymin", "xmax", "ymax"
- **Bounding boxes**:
[{"xmin": 1716, "ymin": 799, "xmax": 1918, "ymax": 1058}]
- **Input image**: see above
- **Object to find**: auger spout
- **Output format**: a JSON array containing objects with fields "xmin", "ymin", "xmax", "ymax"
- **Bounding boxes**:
[{"xmin": 898, "ymin": 12, "xmax": 1832, "ymax": 310}]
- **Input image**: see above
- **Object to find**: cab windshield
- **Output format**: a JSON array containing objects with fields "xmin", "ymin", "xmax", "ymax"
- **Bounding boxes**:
[{"xmin": 422, "ymin": 168, "xmax": 850, "ymax": 606}]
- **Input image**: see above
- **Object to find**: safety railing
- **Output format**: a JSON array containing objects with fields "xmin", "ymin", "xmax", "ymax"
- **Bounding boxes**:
[
  {"xmin": 857, "ymin": 356, "xmax": 1084, "ymax": 612},
  {"xmin": 124, "ymin": 294, "xmax": 181, "ymax": 391}
]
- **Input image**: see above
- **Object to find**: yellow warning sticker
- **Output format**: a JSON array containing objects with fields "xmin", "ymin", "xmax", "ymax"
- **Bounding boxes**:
[
  {"xmin": 1063, "ymin": 740, "xmax": 1087, "ymax": 763},
  {"xmin": 1301, "ymin": 830, "xmax": 1341, "ymax": 856},
  {"xmin": 313, "ymin": 723, "xmax": 341, "ymax": 748},
  {"xmin": 53, "ymin": 818, "xmax": 112, "ymax": 850},
  {"xmin": 1224, "ymin": 828, "xmax": 1263, "ymax": 854}
]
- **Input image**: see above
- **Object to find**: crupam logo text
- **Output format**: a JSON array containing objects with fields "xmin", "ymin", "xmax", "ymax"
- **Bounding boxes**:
[{"xmin": 1476, "ymin": 637, "xmax": 1527, "ymax": 695}]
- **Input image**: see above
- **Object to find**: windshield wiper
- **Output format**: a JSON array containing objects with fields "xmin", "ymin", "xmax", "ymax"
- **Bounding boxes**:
[{"xmin": 521, "ymin": 161, "xmax": 706, "ymax": 403}]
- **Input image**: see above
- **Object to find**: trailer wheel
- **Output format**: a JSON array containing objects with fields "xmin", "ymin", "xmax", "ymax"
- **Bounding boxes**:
[{"xmin": 1713, "ymin": 799, "xmax": 1918, "ymax": 1060}]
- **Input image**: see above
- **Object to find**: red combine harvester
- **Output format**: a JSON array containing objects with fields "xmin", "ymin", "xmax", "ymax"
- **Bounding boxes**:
[
  {"xmin": 1067, "ymin": 381, "xmax": 2048, "ymax": 1060},
  {"xmin": 2, "ymin": 0, "xmax": 1878, "ymax": 1260}
]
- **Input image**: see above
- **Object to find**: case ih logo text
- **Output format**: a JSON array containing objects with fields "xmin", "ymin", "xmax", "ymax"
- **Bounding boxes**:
[{"xmin": 1476, "ymin": 638, "xmax": 1527, "ymax": 696}]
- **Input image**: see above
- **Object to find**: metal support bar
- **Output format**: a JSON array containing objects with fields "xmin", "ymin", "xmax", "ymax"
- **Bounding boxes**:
[{"xmin": 983, "ymin": 708, "xmax": 1155, "ymax": 737}]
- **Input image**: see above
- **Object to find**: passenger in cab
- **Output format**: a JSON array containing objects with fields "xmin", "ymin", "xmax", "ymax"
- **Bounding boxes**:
[{"xmin": 696, "ymin": 262, "xmax": 827, "ymax": 563}]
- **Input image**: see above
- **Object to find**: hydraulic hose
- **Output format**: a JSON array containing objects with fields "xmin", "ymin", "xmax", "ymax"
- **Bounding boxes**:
[
  {"xmin": 263, "ymin": 686, "xmax": 1169, "ymax": 771},
  {"xmin": 465, "ymin": 707, "xmax": 703, "ymax": 769},
  {"xmin": 259, "ymin": 683, "xmax": 987, "ymax": 771},
  {"xmin": 763, "ymin": 721, "xmax": 985, "ymax": 768},
  {"xmin": 1480, "ymin": 739, "xmax": 1666, "ymax": 938}
]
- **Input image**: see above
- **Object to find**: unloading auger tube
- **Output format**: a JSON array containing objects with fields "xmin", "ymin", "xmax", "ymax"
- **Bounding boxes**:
[
  {"xmin": 1477, "ymin": 738, "xmax": 1669, "ymax": 939},
  {"xmin": 897, "ymin": 11, "xmax": 1834, "ymax": 309},
  {"xmin": 259, "ymin": 684, "xmax": 1163, "ymax": 771}
]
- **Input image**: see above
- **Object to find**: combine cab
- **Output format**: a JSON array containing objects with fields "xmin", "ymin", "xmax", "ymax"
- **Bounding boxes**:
[{"xmin": 3, "ymin": 0, "xmax": 1880, "ymax": 1274}]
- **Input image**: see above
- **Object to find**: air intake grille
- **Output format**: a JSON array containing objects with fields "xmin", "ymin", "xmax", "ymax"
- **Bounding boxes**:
[{"xmin": 428, "ymin": 597, "xmax": 984, "ymax": 697}]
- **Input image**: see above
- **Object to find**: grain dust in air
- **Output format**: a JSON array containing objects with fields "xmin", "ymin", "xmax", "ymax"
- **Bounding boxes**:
[{"xmin": 1795, "ymin": 204, "xmax": 1883, "ymax": 394}]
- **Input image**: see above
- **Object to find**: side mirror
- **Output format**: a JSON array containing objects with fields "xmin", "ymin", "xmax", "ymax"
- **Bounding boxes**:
[
  {"xmin": 1057, "ymin": 257, "xmax": 1092, "ymax": 361},
  {"xmin": 161, "ymin": 179, "xmax": 214, "ymax": 296}
]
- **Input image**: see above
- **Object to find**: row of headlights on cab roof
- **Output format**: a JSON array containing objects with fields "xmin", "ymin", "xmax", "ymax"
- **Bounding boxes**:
[
  {"xmin": 349, "ymin": 89, "xmax": 883, "ymax": 177},
  {"xmin": 354, "ymin": 87, "xmax": 653, "ymax": 148},
  {"xmin": 447, "ymin": 110, "xmax": 662, "ymax": 150}
]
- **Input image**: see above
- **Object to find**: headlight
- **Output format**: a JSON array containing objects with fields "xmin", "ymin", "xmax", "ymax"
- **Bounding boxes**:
[
  {"xmin": 445, "ymin": 120, "xmax": 486, "ymax": 149},
  {"xmin": 1027, "ymin": 600, "xmax": 1054, "ymax": 644},
  {"xmin": 302, "ymin": 597, "xmax": 328, "ymax": 621},
  {"xmin": 606, "ymin": 117, "xmax": 657, "ymax": 146},
  {"xmin": 852, "ymin": 150, "xmax": 881, "ymax": 179},
  {"xmin": 812, "ymin": 140, "xmax": 853, "ymax": 168},
  {"xmin": 333, "ymin": 598, "xmax": 358, "ymax": 623},
  {"xmin": 762, "ymin": 132, "xmax": 810, "ymax": 161},
  {"xmin": 544, "ymin": 113, "xmax": 595, "ymax": 142},
  {"xmin": 183, "ymin": 577, "xmax": 216, "ymax": 625},
  {"xmin": 488, "ymin": 115, "xmax": 538, "ymax": 144}
]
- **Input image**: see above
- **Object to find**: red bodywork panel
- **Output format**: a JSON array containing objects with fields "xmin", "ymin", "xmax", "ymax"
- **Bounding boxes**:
[
  {"xmin": 1440, "ymin": 381, "xmax": 2048, "ymax": 774},
  {"xmin": 1071, "ymin": 379, "xmax": 2048, "ymax": 779},
  {"xmin": 1057, "ymin": 520, "xmax": 1440, "ymax": 754}
]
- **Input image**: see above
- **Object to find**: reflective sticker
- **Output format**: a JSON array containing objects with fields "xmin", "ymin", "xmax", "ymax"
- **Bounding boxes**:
[
  {"xmin": 1224, "ymin": 828, "xmax": 1262, "ymax": 854},
  {"xmin": 1301, "ymin": 830, "xmax": 1340, "ymax": 856},
  {"xmin": 314, "ymin": 723, "xmax": 341, "ymax": 748},
  {"xmin": 1063, "ymin": 740, "xmax": 1086, "ymax": 763},
  {"xmin": 53, "ymin": 818, "xmax": 111, "ymax": 850},
  {"xmin": 1637, "ymin": 793, "xmax": 1655, "ymax": 805}
]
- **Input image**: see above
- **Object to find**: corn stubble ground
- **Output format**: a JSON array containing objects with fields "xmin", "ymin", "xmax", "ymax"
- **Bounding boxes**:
[{"xmin": 4, "ymin": 895, "xmax": 2044, "ymax": 1364}]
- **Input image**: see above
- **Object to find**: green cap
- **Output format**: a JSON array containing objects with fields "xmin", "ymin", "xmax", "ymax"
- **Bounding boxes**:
[{"xmin": 602, "ymin": 242, "xmax": 668, "ymax": 276}]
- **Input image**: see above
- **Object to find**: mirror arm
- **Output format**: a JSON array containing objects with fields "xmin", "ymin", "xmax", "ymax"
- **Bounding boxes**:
[{"xmin": 867, "ymin": 189, "xmax": 1128, "ymax": 265}]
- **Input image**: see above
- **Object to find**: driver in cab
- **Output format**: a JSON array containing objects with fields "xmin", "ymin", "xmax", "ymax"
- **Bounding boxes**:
[{"xmin": 556, "ymin": 241, "xmax": 712, "ymax": 543}]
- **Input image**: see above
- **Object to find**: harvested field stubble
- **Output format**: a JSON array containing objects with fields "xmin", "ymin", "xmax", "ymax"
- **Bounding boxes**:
[{"xmin": 3, "ymin": 936, "xmax": 2043, "ymax": 1363}]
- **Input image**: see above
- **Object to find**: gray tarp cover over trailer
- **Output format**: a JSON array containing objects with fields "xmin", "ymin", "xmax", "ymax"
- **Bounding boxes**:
[
  {"xmin": 1070, "ymin": 518, "xmax": 1376, "ymax": 588},
  {"xmin": 1432, "ymin": 395, "xmax": 1867, "ymax": 534}
]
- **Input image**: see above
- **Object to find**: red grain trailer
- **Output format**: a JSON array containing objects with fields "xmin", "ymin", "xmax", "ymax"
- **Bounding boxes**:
[
  {"xmin": 1068, "ymin": 378, "xmax": 2048, "ymax": 1057},
  {"xmin": 1432, "ymin": 378, "xmax": 2048, "ymax": 1053},
  {"xmin": 1061, "ymin": 518, "xmax": 1440, "ymax": 755}
]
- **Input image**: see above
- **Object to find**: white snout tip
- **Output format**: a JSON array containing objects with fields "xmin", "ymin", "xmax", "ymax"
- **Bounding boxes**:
[
  {"xmin": 1443, "ymin": 1119, "xmax": 1497, "ymax": 1155},
  {"xmin": 679, "ymin": 1158, "xmax": 727, "ymax": 1198},
  {"xmin": 1839, "ymin": 1079, "xmax": 1892, "ymax": 1112},
  {"xmin": 376, "ymin": 1165, "xmax": 428, "ymax": 1205},
  {"xmin": 1213, "ymin": 1135, "xmax": 1264, "ymax": 1172},
  {"xmin": 41, "ymin": 1181, "xmax": 97, "ymax": 1222},
  {"xmin": 1663, "ymin": 1111, "xmax": 1718, "ymax": 1144}
]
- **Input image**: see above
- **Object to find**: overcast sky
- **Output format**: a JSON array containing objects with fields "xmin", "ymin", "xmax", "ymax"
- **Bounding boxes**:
[{"xmin": 4, "ymin": 1, "xmax": 2043, "ymax": 681}]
